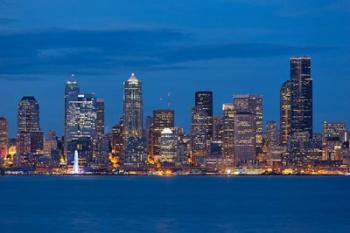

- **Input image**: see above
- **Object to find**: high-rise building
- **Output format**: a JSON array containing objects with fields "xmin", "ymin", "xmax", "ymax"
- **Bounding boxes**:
[
  {"xmin": 123, "ymin": 73, "xmax": 143, "ymax": 140},
  {"xmin": 222, "ymin": 104, "xmax": 235, "ymax": 160},
  {"xmin": 17, "ymin": 96, "xmax": 40, "ymax": 133},
  {"xmin": 266, "ymin": 121, "xmax": 279, "ymax": 148},
  {"xmin": 64, "ymin": 80, "xmax": 80, "ymax": 156},
  {"xmin": 280, "ymin": 80, "xmax": 292, "ymax": 145},
  {"xmin": 233, "ymin": 95, "xmax": 263, "ymax": 150},
  {"xmin": 111, "ymin": 124, "xmax": 124, "ymax": 158},
  {"xmin": 191, "ymin": 105, "xmax": 209, "ymax": 161},
  {"xmin": 95, "ymin": 99, "xmax": 105, "ymax": 161},
  {"xmin": 233, "ymin": 112, "xmax": 256, "ymax": 164},
  {"xmin": 124, "ymin": 137, "xmax": 147, "ymax": 165},
  {"xmin": 44, "ymin": 130, "xmax": 58, "ymax": 156},
  {"xmin": 65, "ymin": 93, "xmax": 97, "ymax": 165},
  {"xmin": 323, "ymin": 122, "xmax": 347, "ymax": 143},
  {"xmin": 191, "ymin": 91, "xmax": 213, "ymax": 163},
  {"xmin": 233, "ymin": 95, "xmax": 261, "ymax": 164},
  {"xmin": 150, "ymin": 110, "xmax": 175, "ymax": 161},
  {"xmin": 195, "ymin": 91, "xmax": 213, "ymax": 139},
  {"xmin": 290, "ymin": 57, "xmax": 313, "ymax": 137},
  {"xmin": 159, "ymin": 128, "xmax": 177, "ymax": 164},
  {"xmin": 212, "ymin": 116, "xmax": 223, "ymax": 142},
  {"xmin": 322, "ymin": 122, "xmax": 347, "ymax": 161},
  {"xmin": 16, "ymin": 96, "xmax": 43, "ymax": 155},
  {"xmin": 96, "ymin": 99, "xmax": 105, "ymax": 139},
  {"xmin": 0, "ymin": 117, "xmax": 8, "ymax": 157}
]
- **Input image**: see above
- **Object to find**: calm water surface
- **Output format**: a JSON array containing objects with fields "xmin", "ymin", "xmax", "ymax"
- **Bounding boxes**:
[{"xmin": 0, "ymin": 176, "xmax": 349, "ymax": 233}]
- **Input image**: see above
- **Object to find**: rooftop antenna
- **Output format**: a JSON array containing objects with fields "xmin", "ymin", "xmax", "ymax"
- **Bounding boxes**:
[{"xmin": 167, "ymin": 92, "xmax": 172, "ymax": 109}]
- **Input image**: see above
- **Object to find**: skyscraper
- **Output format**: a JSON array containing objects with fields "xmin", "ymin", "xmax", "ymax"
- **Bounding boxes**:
[
  {"xmin": 123, "ymin": 73, "xmax": 143, "ymax": 140},
  {"xmin": 233, "ymin": 95, "xmax": 262, "ymax": 164},
  {"xmin": 65, "ymin": 93, "xmax": 97, "ymax": 165},
  {"xmin": 96, "ymin": 99, "xmax": 105, "ymax": 139},
  {"xmin": 266, "ymin": 121, "xmax": 279, "ymax": 148},
  {"xmin": 195, "ymin": 91, "xmax": 213, "ymax": 139},
  {"xmin": 0, "ymin": 117, "xmax": 8, "ymax": 157},
  {"xmin": 322, "ymin": 121, "xmax": 347, "ymax": 161},
  {"xmin": 280, "ymin": 80, "xmax": 292, "ymax": 145},
  {"xmin": 191, "ymin": 105, "xmax": 209, "ymax": 162},
  {"xmin": 17, "ymin": 96, "xmax": 40, "ymax": 133},
  {"xmin": 159, "ymin": 128, "xmax": 177, "ymax": 164},
  {"xmin": 222, "ymin": 104, "xmax": 235, "ymax": 160},
  {"xmin": 16, "ymin": 96, "xmax": 43, "ymax": 155},
  {"xmin": 111, "ymin": 123, "xmax": 124, "ymax": 158},
  {"xmin": 290, "ymin": 57, "xmax": 313, "ymax": 137},
  {"xmin": 233, "ymin": 95, "xmax": 263, "ymax": 150},
  {"xmin": 191, "ymin": 91, "xmax": 213, "ymax": 163},
  {"xmin": 233, "ymin": 112, "xmax": 256, "ymax": 164},
  {"xmin": 150, "ymin": 110, "xmax": 175, "ymax": 161},
  {"xmin": 64, "ymin": 80, "xmax": 80, "ymax": 156},
  {"xmin": 95, "ymin": 99, "xmax": 105, "ymax": 161}
]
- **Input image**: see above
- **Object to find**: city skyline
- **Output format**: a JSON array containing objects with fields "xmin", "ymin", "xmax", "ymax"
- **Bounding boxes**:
[
  {"xmin": 0, "ymin": 60, "xmax": 346, "ymax": 138},
  {"xmin": 1, "ymin": 2, "xmax": 350, "ymax": 233},
  {"xmin": 0, "ymin": 0, "xmax": 350, "ymax": 136}
]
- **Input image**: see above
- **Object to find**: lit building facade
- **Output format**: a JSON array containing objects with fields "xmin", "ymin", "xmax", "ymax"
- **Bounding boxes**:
[
  {"xmin": 290, "ymin": 57, "xmax": 313, "ymax": 137},
  {"xmin": 16, "ymin": 96, "xmax": 43, "ymax": 155},
  {"xmin": 64, "ymin": 80, "xmax": 80, "ymax": 157},
  {"xmin": 0, "ymin": 117, "xmax": 8, "ymax": 157},
  {"xmin": 280, "ymin": 80, "xmax": 292, "ymax": 145},
  {"xmin": 195, "ymin": 91, "xmax": 213, "ymax": 139},
  {"xmin": 95, "ymin": 98, "xmax": 105, "ymax": 161},
  {"xmin": 159, "ymin": 128, "xmax": 177, "ymax": 164},
  {"xmin": 221, "ymin": 104, "xmax": 235, "ymax": 160},
  {"xmin": 124, "ymin": 137, "xmax": 147, "ymax": 165},
  {"xmin": 191, "ymin": 91, "xmax": 213, "ymax": 163},
  {"xmin": 233, "ymin": 95, "xmax": 263, "ymax": 150},
  {"xmin": 233, "ymin": 112, "xmax": 256, "ymax": 164},
  {"xmin": 111, "ymin": 123, "xmax": 124, "ymax": 159},
  {"xmin": 266, "ymin": 121, "xmax": 279, "ymax": 148},
  {"xmin": 65, "ymin": 93, "xmax": 97, "ymax": 166},
  {"xmin": 191, "ymin": 105, "xmax": 209, "ymax": 162},
  {"xmin": 123, "ymin": 73, "xmax": 143, "ymax": 140},
  {"xmin": 150, "ymin": 109, "xmax": 175, "ymax": 161},
  {"xmin": 322, "ymin": 122, "xmax": 347, "ymax": 161}
]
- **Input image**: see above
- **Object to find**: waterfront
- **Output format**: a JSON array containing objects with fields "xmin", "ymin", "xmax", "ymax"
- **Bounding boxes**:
[{"xmin": 0, "ymin": 176, "xmax": 349, "ymax": 233}]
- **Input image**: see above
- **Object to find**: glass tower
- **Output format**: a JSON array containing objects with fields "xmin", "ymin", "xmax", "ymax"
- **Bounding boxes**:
[
  {"xmin": 290, "ymin": 57, "xmax": 313, "ymax": 137},
  {"xmin": 123, "ymin": 73, "xmax": 143, "ymax": 140}
]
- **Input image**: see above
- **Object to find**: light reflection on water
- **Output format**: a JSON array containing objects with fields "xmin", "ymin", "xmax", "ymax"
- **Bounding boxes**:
[{"xmin": 0, "ymin": 176, "xmax": 349, "ymax": 233}]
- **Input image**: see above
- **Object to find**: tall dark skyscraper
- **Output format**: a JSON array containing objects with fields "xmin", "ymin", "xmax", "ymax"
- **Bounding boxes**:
[
  {"xmin": 195, "ymin": 91, "xmax": 213, "ymax": 139},
  {"xmin": 95, "ymin": 99, "xmax": 105, "ymax": 162},
  {"xmin": 290, "ymin": 57, "xmax": 313, "ymax": 137},
  {"xmin": 0, "ymin": 117, "xmax": 8, "ymax": 157},
  {"xmin": 96, "ymin": 99, "xmax": 105, "ymax": 139},
  {"xmin": 280, "ymin": 80, "xmax": 292, "ymax": 145},
  {"xmin": 123, "ymin": 73, "xmax": 143, "ymax": 140},
  {"xmin": 16, "ymin": 96, "xmax": 43, "ymax": 155},
  {"xmin": 191, "ymin": 91, "xmax": 213, "ymax": 163}
]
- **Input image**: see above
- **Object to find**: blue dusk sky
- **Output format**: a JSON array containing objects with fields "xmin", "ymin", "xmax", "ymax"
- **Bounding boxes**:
[{"xmin": 0, "ymin": 0, "xmax": 349, "ymax": 137}]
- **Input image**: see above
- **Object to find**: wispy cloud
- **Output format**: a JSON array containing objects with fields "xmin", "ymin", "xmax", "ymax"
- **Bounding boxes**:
[
  {"xmin": 0, "ymin": 17, "xmax": 16, "ymax": 24},
  {"xmin": 0, "ymin": 28, "xmax": 336, "ymax": 78}
]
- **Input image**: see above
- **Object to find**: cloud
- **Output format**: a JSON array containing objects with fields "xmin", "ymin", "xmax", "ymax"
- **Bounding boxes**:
[
  {"xmin": 0, "ymin": 17, "xmax": 16, "ymax": 24},
  {"xmin": 0, "ymin": 28, "xmax": 335, "ymax": 77}
]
